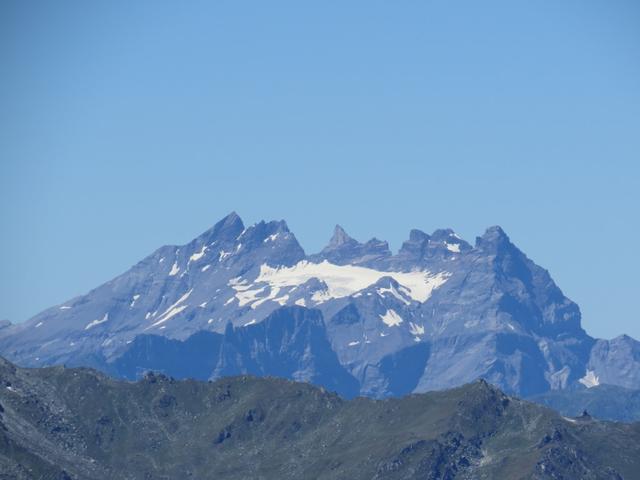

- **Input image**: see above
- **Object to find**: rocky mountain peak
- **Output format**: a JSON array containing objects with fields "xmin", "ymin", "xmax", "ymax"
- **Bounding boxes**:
[
  {"xmin": 397, "ymin": 229, "xmax": 430, "ymax": 260},
  {"xmin": 200, "ymin": 211, "xmax": 245, "ymax": 244},
  {"xmin": 475, "ymin": 225, "xmax": 512, "ymax": 251},
  {"xmin": 408, "ymin": 229, "xmax": 430, "ymax": 242}
]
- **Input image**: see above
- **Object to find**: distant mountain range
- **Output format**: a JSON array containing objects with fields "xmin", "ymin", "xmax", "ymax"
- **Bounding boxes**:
[
  {"xmin": 530, "ymin": 384, "xmax": 640, "ymax": 423},
  {"xmin": 1, "ymin": 357, "xmax": 638, "ymax": 479},
  {"xmin": 1, "ymin": 212, "xmax": 639, "ymax": 415}
]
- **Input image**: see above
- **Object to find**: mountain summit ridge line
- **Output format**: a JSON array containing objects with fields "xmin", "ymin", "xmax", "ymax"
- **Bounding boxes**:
[{"xmin": 1, "ymin": 212, "xmax": 638, "ymax": 402}]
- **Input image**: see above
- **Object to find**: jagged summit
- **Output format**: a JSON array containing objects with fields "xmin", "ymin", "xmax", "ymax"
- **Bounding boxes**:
[
  {"xmin": 311, "ymin": 225, "xmax": 391, "ymax": 266},
  {"xmin": 205, "ymin": 215, "xmax": 485, "ymax": 262},
  {"xmin": 408, "ymin": 228, "xmax": 430, "ymax": 242},
  {"xmin": 394, "ymin": 227, "xmax": 470, "ymax": 264}
]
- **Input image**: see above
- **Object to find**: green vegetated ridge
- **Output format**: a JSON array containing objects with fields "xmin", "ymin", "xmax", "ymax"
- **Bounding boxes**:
[{"xmin": 1, "ymin": 357, "xmax": 638, "ymax": 480}]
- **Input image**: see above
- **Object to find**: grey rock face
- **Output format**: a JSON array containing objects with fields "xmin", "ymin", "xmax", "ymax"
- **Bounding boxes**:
[
  {"xmin": 586, "ymin": 335, "xmax": 640, "ymax": 389},
  {"xmin": 0, "ymin": 213, "xmax": 637, "ymax": 400}
]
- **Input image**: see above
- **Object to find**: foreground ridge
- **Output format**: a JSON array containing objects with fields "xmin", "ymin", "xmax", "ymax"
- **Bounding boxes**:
[{"xmin": 0, "ymin": 357, "xmax": 638, "ymax": 479}]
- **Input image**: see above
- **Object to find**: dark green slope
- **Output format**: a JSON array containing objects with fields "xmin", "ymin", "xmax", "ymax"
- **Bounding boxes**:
[{"xmin": 1, "ymin": 357, "xmax": 639, "ymax": 480}]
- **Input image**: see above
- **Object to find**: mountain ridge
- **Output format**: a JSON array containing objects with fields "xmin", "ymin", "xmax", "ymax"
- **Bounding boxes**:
[{"xmin": 0, "ymin": 212, "xmax": 638, "ymax": 405}]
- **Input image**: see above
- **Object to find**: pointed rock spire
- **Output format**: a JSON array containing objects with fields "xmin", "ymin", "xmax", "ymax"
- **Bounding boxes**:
[{"xmin": 327, "ymin": 225, "xmax": 357, "ymax": 250}]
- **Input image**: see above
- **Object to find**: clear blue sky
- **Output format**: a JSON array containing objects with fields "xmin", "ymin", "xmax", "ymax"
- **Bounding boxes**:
[{"xmin": 1, "ymin": 1, "xmax": 639, "ymax": 339}]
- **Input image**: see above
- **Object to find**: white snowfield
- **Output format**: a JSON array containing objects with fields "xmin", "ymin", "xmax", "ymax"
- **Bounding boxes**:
[
  {"xmin": 243, "ymin": 260, "xmax": 449, "ymax": 304},
  {"xmin": 111, "ymin": 259, "xmax": 450, "ymax": 332}
]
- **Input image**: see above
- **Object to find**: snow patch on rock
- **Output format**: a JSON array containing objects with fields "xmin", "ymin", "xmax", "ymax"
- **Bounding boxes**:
[
  {"xmin": 377, "ymin": 284, "xmax": 412, "ymax": 305},
  {"xmin": 130, "ymin": 294, "xmax": 140, "ymax": 308},
  {"xmin": 189, "ymin": 245, "xmax": 207, "ymax": 263},
  {"xmin": 579, "ymin": 369, "xmax": 600, "ymax": 388},
  {"xmin": 445, "ymin": 242, "xmax": 460, "ymax": 253},
  {"xmin": 409, "ymin": 322, "xmax": 425, "ymax": 336},
  {"xmin": 380, "ymin": 309, "xmax": 403, "ymax": 327},
  {"xmin": 149, "ymin": 289, "xmax": 193, "ymax": 328},
  {"xmin": 85, "ymin": 313, "xmax": 109, "ymax": 330},
  {"xmin": 169, "ymin": 261, "xmax": 180, "ymax": 276}
]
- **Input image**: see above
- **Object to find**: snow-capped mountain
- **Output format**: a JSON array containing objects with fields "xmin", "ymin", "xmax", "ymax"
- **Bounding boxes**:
[{"xmin": 1, "ymin": 212, "xmax": 638, "ymax": 398}]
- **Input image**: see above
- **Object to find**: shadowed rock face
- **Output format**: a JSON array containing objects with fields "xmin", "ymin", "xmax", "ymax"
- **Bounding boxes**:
[
  {"xmin": 0, "ymin": 213, "xmax": 637, "ymax": 402},
  {"xmin": 106, "ymin": 306, "xmax": 359, "ymax": 399},
  {"xmin": 1, "ymin": 358, "xmax": 639, "ymax": 480}
]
